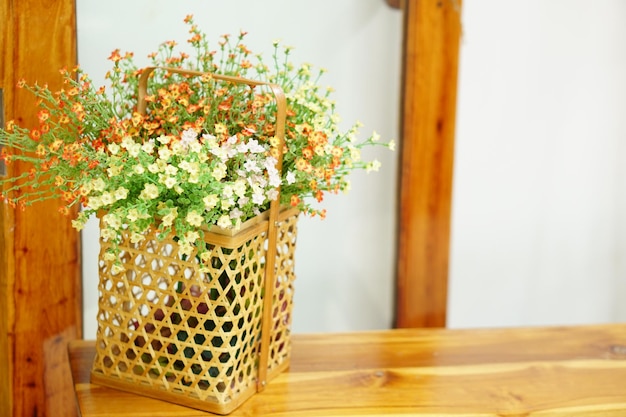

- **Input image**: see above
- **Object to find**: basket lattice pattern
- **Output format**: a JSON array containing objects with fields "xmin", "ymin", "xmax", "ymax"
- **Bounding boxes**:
[{"xmin": 91, "ymin": 209, "xmax": 298, "ymax": 413}]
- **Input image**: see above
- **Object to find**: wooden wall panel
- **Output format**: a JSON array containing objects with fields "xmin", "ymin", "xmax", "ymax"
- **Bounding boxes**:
[
  {"xmin": 395, "ymin": 0, "xmax": 462, "ymax": 328},
  {"xmin": 0, "ymin": 1, "xmax": 82, "ymax": 416}
]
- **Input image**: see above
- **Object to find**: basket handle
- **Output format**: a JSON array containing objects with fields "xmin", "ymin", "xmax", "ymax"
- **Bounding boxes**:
[{"xmin": 137, "ymin": 66, "xmax": 286, "ymax": 392}]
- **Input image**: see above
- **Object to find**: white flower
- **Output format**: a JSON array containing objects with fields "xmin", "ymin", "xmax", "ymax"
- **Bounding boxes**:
[
  {"xmin": 229, "ymin": 208, "xmax": 243, "ymax": 219},
  {"xmin": 366, "ymin": 159, "xmax": 381, "ymax": 173},
  {"xmin": 108, "ymin": 143, "xmax": 120, "ymax": 155},
  {"xmin": 246, "ymin": 139, "xmax": 265, "ymax": 153},
  {"xmin": 157, "ymin": 135, "xmax": 172, "ymax": 145},
  {"xmin": 286, "ymin": 171, "xmax": 296, "ymax": 185},
  {"xmin": 252, "ymin": 190, "xmax": 265, "ymax": 205},
  {"xmin": 268, "ymin": 172, "xmax": 281, "ymax": 188},
  {"xmin": 232, "ymin": 180, "xmax": 247, "ymax": 198},
  {"xmin": 180, "ymin": 129, "xmax": 198, "ymax": 149},
  {"xmin": 267, "ymin": 188, "xmax": 279, "ymax": 201},
  {"xmin": 222, "ymin": 184, "xmax": 234, "ymax": 198},
  {"xmin": 244, "ymin": 159, "xmax": 261, "ymax": 173},
  {"xmin": 217, "ymin": 215, "xmax": 231, "ymax": 229},
  {"xmin": 388, "ymin": 140, "xmax": 396, "ymax": 151},
  {"xmin": 142, "ymin": 141, "xmax": 155, "ymax": 154},
  {"xmin": 221, "ymin": 198, "xmax": 234, "ymax": 210}
]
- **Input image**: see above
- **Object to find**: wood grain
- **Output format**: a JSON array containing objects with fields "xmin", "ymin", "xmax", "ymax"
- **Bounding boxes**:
[
  {"xmin": 395, "ymin": 0, "xmax": 463, "ymax": 328},
  {"xmin": 0, "ymin": 1, "xmax": 81, "ymax": 416},
  {"xmin": 69, "ymin": 324, "xmax": 626, "ymax": 416}
]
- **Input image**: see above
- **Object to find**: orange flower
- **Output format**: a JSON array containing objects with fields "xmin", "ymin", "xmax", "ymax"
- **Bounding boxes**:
[
  {"xmin": 37, "ymin": 109, "xmax": 50, "ymax": 123},
  {"xmin": 29, "ymin": 129, "xmax": 41, "ymax": 141},
  {"xmin": 290, "ymin": 195, "xmax": 300, "ymax": 207},
  {"xmin": 295, "ymin": 158, "xmax": 308, "ymax": 171},
  {"xmin": 62, "ymin": 190, "xmax": 76, "ymax": 202},
  {"xmin": 108, "ymin": 49, "xmax": 122, "ymax": 62}
]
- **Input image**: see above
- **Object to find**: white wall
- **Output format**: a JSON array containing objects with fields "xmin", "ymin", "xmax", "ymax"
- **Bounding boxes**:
[
  {"xmin": 76, "ymin": 0, "xmax": 402, "ymax": 338},
  {"xmin": 448, "ymin": 0, "xmax": 626, "ymax": 327},
  {"xmin": 78, "ymin": 0, "xmax": 626, "ymax": 336}
]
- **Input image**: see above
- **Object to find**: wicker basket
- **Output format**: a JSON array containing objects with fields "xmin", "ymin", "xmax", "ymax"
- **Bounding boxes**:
[{"xmin": 90, "ymin": 68, "xmax": 298, "ymax": 414}]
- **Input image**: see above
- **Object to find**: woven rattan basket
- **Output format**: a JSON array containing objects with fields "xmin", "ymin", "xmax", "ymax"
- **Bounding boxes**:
[{"xmin": 90, "ymin": 68, "xmax": 298, "ymax": 414}]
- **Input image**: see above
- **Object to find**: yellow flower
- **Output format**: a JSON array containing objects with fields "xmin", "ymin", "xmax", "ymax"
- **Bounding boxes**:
[
  {"xmin": 100, "ymin": 192, "xmax": 114, "ymax": 206},
  {"xmin": 158, "ymin": 147, "xmax": 172, "ymax": 160},
  {"xmin": 110, "ymin": 264, "xmax": 125, "ymax": 275},
  {"xmin": 142, "ymin": 142, "xmax": 155, "ymax": 154},
  {"xmin": 203, "ymin": 194, "xmax": 218, "ymax": 209},
  {"xmin": 108, "ymin": 143, "xmax": 120, "ymax": 155},
  {"xmin": 87, "ymin": 196, "xmax": 103, "ymax": 210},
  {"xmin": 71, "ymin": 219, "xmax": 85, "ymax": 231},
  {"xmin": 102, "ymin": 251, "xmax": 116, "ymax": 262},
  {"xmin": 212, "ymin": 163, "xmax": 227, "ymax": 181},
  {"xmin": 185, "ymin": 230, "xmax": 200, "ymax": 244},
  {"xmin": 92, "ymin": 178, "xmax": 106, "ymax": 192},
  {"xmin": 185, "ymin": 211, "xmax": 204, "ymax": 227},
  {"xmin": 114, "ymin": 187, "xmax": 128, "ymax": 201},
  {"xmin": 107, "ymin": 164, "xmax": 122, "ymax": 177},
  {"xmin": 130, "ymin": 232, "xmax": 145, "ymax": 244},
  {"xmin": 102, "ymin": 213, "xmax": 121, "ymax": 230},
  {"xmin": 162, "ymin": 208, "xmax": 178, "ymax": 227},
  {"xmin": 161, "ymin": 176, "xmax": 177, "ymax": 189},
  {"xmin": 133, "ymin": 164, "xmax": 146, "ymax": 175},
  {"xmin": 139, "ymin": 183, "xmax": 159, "ymax": 200}
]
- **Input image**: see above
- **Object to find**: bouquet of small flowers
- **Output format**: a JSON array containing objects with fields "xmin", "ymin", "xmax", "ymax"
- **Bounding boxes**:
[{"xmin": 0, "ymin": 15, "xmax": 393, "ymax": 266}]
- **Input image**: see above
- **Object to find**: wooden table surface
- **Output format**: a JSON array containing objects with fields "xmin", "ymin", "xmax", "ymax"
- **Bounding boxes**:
[{"xmin": 68, "ymin": 324, "xmax": 626, "ymax": 416}]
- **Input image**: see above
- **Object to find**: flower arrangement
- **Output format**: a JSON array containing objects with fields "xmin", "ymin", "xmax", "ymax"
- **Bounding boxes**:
[{"xmin": 0, "ymin": 16, "xmax": 393, "ymax": 268}]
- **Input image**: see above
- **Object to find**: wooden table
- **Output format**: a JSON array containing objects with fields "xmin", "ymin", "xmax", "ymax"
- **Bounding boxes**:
[{"xmin": 69, "ymin": 324, "xmax": 626, "ymax": 416}]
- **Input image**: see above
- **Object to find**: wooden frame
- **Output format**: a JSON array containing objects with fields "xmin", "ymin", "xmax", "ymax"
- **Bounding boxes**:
[
  {"xmin": 395, "ymin": 0, "xmax": 463, "ymax": 328},
  {"xmin": 0, "ymin": 1, "xmax": 81, "ymax": 416}
]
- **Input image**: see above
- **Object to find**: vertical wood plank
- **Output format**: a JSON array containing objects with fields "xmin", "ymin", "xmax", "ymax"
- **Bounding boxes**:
[
  {"xmin": 0, "ymin": 1, "xmax": 82, "ymax": 416},
  {"xmin": 395, "ymin": 0, "xmax": 462, "ymax": 328}
]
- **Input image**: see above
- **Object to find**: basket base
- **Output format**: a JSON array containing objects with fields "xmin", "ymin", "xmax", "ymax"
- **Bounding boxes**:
[{"xmin": 90, "ymin": 359, "xmax": 291, "ymax": 415}]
